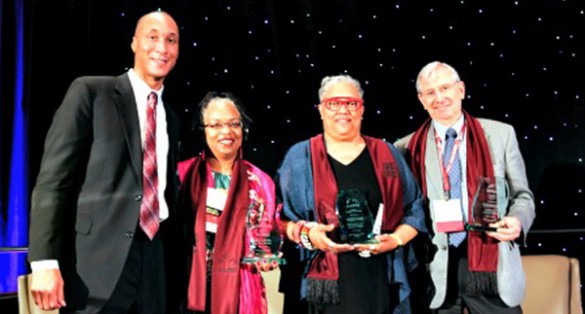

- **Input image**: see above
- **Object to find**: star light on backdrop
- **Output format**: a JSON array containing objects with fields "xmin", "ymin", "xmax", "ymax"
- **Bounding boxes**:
[{"xmin": 15, "ymin": 0, "xmax": 585, "ymax": 297}]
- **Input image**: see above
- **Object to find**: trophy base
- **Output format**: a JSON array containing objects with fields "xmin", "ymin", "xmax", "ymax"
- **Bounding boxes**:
[
  {"xmin": 348, "ymin": 238, "xmax": 379, "ymax": 245},
  {"xmin": 241, "ymin": 256, "xmax": 287, "ymax": 265},
  {"xmin": 465, "ymin": 224, "xmax": 497, "ymax": 232}
]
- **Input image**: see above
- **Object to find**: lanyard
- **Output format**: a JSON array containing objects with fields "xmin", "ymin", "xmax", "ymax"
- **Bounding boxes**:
[{"xmin": 434, "ymin": 123, "xmax": 466, "ymax": 199}]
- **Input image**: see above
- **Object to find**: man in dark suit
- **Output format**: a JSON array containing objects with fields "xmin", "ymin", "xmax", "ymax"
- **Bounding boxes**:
[
  {"xmin": 28, "ymin": 11, "xmax": 181, "ymax": 313},
  {"xmin": 395, "ymin": 61, "xmax": 535, "ymax": 313}
]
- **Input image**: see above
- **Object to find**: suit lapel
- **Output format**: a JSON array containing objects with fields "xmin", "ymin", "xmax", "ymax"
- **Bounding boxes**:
[
  {"xmin": 114, "ymin": 74, "xmax": 142, "ymax": 183},
  {"xmin": 424, "ymin": 127, "xmax": 444, "ymax": 200}
]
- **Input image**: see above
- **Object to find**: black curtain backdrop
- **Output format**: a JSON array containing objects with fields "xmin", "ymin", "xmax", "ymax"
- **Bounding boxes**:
[
  {"xmin": 27, "ymin": 0, "xmax": 584, "ymax": 221},
  {"xmin": 15, "ymin": 0, "xmax": 585, "ymax": 301},
  {"xmin": 0, "ymin": 0, "xmax": 15, "ymax": 228}
]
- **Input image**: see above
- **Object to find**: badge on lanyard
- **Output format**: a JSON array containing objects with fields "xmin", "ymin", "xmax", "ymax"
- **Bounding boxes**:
[
  {"xmin": 206, "ymin": 188, "xmax": 228, "ymax": 233},
  {"xmin": 431, "ymin": 199, "xmax": 465, "ymax": 232},
  {"xmin": 432, "ymin": 124, "xmax": 467, "ymax": 233}
]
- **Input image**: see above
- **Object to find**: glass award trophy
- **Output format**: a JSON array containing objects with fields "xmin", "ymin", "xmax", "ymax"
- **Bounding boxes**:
[
  {"xmin": 242, "ymin": 201, "xmax": 286, "ymax": 265},
  {"xmin": 466, "ymin": 176, "xmax": 500, "ymax": 232},
  {"xmin": 336, "ymin": 189, "xmax": 378, "ymax": 244}
]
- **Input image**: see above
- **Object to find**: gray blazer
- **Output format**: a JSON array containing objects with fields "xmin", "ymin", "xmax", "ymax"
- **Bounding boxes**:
[{"xmin": 395, "ymin": 118, "xmax": 535, "ymax": 308}]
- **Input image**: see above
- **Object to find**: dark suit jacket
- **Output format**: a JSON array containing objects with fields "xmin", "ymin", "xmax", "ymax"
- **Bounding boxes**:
[{"xmin": 28, "ymin": 73, "xmax": 181, "ymax": 313}]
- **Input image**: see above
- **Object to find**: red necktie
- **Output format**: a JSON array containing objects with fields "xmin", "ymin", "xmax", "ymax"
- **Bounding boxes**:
[{"xmin": 140, "ymin": 92, "xmax": 160, "ymax": 240}]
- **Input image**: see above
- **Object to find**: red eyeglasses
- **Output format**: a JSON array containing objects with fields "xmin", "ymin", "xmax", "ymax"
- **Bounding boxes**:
[{"xmin": 321, "ymin": 97, "xmax": 363, "ymax": 111}]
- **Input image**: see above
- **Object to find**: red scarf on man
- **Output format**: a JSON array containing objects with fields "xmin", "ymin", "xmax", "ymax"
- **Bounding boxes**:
[
  {"xmin": 184, "ymin": 153, "xmax": 250, "ymax": 313},
  {"xmin": 406, "ymin": 111, "xmax": 498, "ymax": 292},
  {"xmin": 306, "ymin": 134, "xmax": 404, "ymax": 304}
]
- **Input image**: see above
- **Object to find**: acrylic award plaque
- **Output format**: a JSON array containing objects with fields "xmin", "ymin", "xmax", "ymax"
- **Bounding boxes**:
[
  {"xmin": 242, "ymin": 201, "xmax": 286, "ymax": 265},
  {"xmin": 466, "ymin": 176, "xmax": 500, "ymax": 232},
  {"xmin": 336, "ymin": 189, "xmax": 378, "ymax": 244}
]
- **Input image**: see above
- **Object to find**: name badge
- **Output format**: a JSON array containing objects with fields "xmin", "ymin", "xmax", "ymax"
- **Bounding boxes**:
[
  {"xmin": 206, "ymin": 188, "xmax": 228, "ymax": 233},
  {"xmin": 431, "ymin": 199, "xmax": 465, "ymax": 232}
]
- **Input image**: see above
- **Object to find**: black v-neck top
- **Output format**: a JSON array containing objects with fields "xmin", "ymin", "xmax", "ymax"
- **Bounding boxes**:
[{"xmin": 314, "ymin": 148, "xmax": 392, "ymax": 314}]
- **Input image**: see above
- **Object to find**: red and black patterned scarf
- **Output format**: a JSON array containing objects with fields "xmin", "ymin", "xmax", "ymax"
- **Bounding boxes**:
[{"xmin": 184, "ymin": 153, "xmax": 250, "ymax": 313}]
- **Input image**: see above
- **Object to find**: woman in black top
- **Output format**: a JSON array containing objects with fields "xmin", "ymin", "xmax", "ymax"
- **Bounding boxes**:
[{"xmin": 276, "ymin": 74, "xmax": 427, "ymax": 313}]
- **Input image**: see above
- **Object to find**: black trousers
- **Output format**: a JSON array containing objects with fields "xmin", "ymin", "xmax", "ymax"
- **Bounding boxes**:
[
  {"xmin": 436, "ymin": 243, "xmax": 522, "ymax": 314},
  {"xmin": 98, "ymin": 227, "xmax": 166, "ymax": 314}
]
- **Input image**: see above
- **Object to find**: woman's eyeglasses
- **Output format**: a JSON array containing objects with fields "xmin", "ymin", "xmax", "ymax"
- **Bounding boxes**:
[
  {"xmin": 203, "ymin": 120, "xmax": 243, "ymax": 130},
  {"xmin": 321, "ymin": 97, "xmax": 363, "ymax": 111}
]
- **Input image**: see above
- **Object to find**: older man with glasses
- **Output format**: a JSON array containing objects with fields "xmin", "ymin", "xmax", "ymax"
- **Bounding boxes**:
[{"xmin": 395, "ymin": 61, "xmax": 535, "ymax": 314}]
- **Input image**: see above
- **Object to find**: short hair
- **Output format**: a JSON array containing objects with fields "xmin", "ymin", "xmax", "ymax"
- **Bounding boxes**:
[
  {"xmin": 415, "ymin": 61, "xmax": 461, "ymax": 93},
  {"xmin": 318, "ymin": 75, "xmax": 364, "ymax": 101},
  {"xmin": 192, "ymin": 91, "xmax": 252, "ymax": 132}
]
